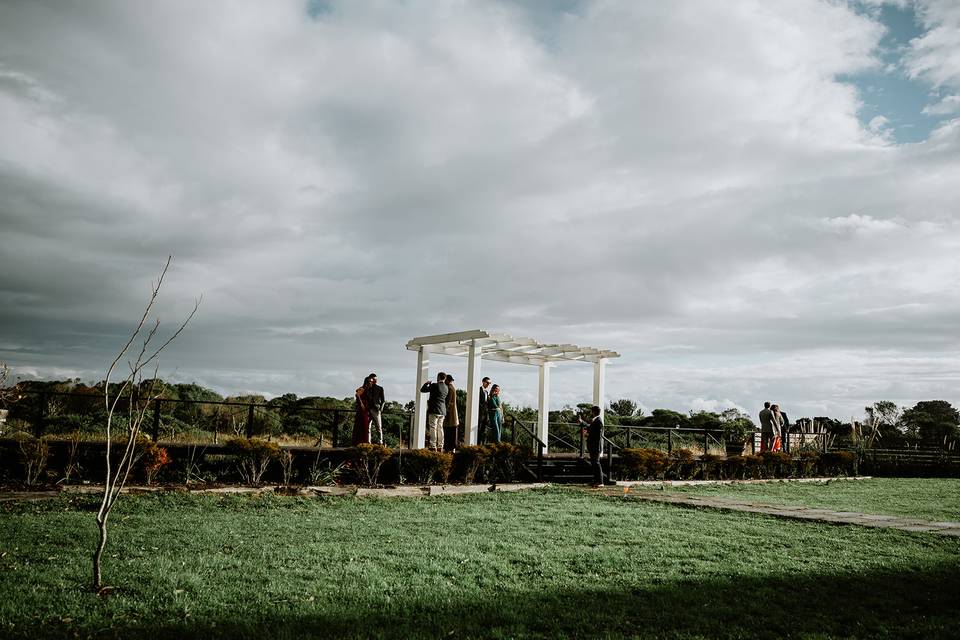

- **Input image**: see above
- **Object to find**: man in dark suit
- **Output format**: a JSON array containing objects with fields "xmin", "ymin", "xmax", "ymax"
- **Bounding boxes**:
[
  {"xmin": 420, "ymin": 372, "xmax": 448, "ymax": 451},
  {"xmin": 758, "ymin": 402, "xmax": 774, "ymax": 452},
  {"xmin": 577, "ymin": 405, "xmax": 606, "ymax": 487},
  {"xmin": 366, "ymin": 373, "xmax": 386, "ymax": 445},
  {"xmin": 477, "ymin": 377, "xmax": 491, "ymax": 444}
]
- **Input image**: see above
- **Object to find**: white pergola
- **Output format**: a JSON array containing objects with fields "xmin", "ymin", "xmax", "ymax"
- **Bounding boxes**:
[{"xmin": 406, "ymin": 330, "xmax": 620, "ymax": 453}]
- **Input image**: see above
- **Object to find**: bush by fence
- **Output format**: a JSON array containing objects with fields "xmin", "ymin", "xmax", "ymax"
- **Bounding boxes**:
[{"xmin": 619, "ymin": 447, "xmax": 858, "ymax": 480}]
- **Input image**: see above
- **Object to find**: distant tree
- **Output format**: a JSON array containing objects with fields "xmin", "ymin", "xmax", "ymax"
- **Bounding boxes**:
[
  {"xmin": 643, "ymin": 409, "xmax": 690, "ymax": 431},
  {"xmin": 900, "ymin": 401, "xmax": 960, "ymax": 445},
  {"xmin": 688, "ymin": 411, "xmax": 723, "ymax": 433},
  {"xmin": 865, "ymin": 401, "xmax": 905, "ymax": 446},
  {"xmin": 609, "ymin": 398, "xmax": 638, "ymax": 418}
]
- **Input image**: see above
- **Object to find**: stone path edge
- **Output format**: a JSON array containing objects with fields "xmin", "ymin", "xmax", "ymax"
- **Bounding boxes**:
[{"xmin": 610, "ymin": 489, "xmax": 960, "ymax": 537}]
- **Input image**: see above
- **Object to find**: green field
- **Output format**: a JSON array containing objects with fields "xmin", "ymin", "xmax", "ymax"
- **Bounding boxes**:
[
  {"xmin": 2, "ymin": 486, "xmax": 959, "ymax": 639},
  {"xmin": 668, "ymin": 478, "xmax": 960, "ymax": 522}
]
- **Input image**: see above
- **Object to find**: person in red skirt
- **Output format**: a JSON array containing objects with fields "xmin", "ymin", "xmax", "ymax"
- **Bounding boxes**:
[{"xmin": 352, "ymin": 374, "xmax": 373, "ymax": 445}]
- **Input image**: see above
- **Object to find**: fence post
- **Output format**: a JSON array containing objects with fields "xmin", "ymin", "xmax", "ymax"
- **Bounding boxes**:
[
  {"xmin": 751, "ymin": 432, "xmax": 756, "ymax": 454},
  {"xmin": 332, "ymin": 410, "xmax": 340, "ymax": 448},
  {"xmin": 667, "ymin": 429, "xmax": 673, "ymax": 454},
  {"xmin": 152, "ymin": 399, "xmax": 161, "ymax": 442},
  {"xmin": 703, "ymin": 430, "xmax": 709, "ymax": 455},
  {"xmin": 626, "ymin": 427, "xmax": 632, "ymax": 449},
  {"xmin": 35, "ymin": 392, "xmax": 47, "ymax": 437},
  {"xmin": 246, "ymin": 404, "xmax": 255, "ymax": 439},
  {"xmin": 510, "ymin": 416, "xmax": 516, "ymax": 445},
  {"xmin": 579, "ymin": 428, "xmax": 585, "ymax": 459}
]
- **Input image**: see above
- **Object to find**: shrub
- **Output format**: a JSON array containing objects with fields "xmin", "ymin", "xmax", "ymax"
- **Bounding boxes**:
[
  {"xmin": 140, "ymin": 440, "xmax": 171, "ymax": 485},
  {"xmin": 699, "ymin": 454, "xmax": 724, "ymax": 480},
  {"xmin": 620, "ymin": 448, "xmax": 668, "ymax": 480},
  {"xmin": 226, "ymin": 437, "xmax": 280, "ymax": 484},
  {"xmin": 484, "ymin": 443, "xmax": 530, "ymax": 483},
  {"xmin": 821, "ymin": 451, "xmax": 856, "ymax": 476},
  {"xmin": 739, "ymin": 454, "xmax": 762, "ymax": 479},
  {"xmin": 759, "ymin": 452, "xmax": 794, "ymax": 478},
  {"xmin": 18, "ymin": 435, "xmax": 49, "ymax": 486},
  {"xmin": 401, "ymin": 449, "xmax": 453, "ymax": 484},
  {"xmin": 307, "ymin": 456, "xmax": 344, "ymax": 486},
  {"xmin": 795, "ymin": 450, "xmax": 820, "ymax": 477},
  {"xmin": 451, "ymin": 445, "xmax": 491, "ymax": 484},
  {"xmin": 667, "ymin": 448, "xmax": 697, "ymax": 480},
  {"xmin": 347, "ymin": 444, "xmax": 393, "ymax": 486},
  {"xmin": 722, "ymin": 455, "xmax": 747, "ymax": 479}
]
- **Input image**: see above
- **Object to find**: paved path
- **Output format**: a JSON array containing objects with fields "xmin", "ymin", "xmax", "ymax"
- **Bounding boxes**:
[{"xmin": 606, "ymin": 489, "xmax": 960, "ymax": 537}]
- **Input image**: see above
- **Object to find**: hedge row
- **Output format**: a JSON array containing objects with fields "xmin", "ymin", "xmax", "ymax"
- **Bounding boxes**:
[
  {"xmin": 0, "ymin": 435, "xmax": 534, "ymax": 487},
  {"xmin": 619, "ymin": 448, "xmax": 858, "ymax": 481}
]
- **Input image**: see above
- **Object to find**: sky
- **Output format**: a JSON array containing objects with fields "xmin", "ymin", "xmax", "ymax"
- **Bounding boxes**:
[{"xmin": 1, "ymin": 0, "xmax": 959, "ymax": 420}]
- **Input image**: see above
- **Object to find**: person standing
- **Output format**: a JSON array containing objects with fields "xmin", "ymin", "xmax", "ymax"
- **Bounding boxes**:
[
  {"xmin": 778, "ymin": 406, "xmax": 790, "ymax": 452},
  {"xmin": 365, "ymin": 372, "xmax": 386, "ymax": 445},
  {"xmin": 477, "ymin": 377, "xmax": 491, "ymax": 444},
  {"xmin": 577, "ymin": 405, "xmax": 606, "ymax": 487},
  {"xmin": 443, "ymin": 374, "xmax": 459, "ymax": 453},
  {"xmin": 487, "ymin": 384, "xmax": 503, "ymax": 443},
  {"xmin": 352, "ymin": 375, "xmax": 373, "ymax": 446},
  {"xmin": 420, "ymin": 372, "xmax": 448, "ymax": 451},
  {"xmin": 758, "ymin": 402, "xmax": 774, "ymax": 452}
]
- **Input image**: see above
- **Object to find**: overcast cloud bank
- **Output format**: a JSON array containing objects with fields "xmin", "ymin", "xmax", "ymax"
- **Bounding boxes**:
[{"xmin": 1, "ymin": 0, "xmax": 959, "ymax": 418}]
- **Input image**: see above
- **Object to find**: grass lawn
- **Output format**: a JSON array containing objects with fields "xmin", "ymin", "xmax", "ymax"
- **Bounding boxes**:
[
  {"xmin": 1, "ymin": 487, "xmax": 958, "ymax": 639},
  {"xmin": 667, "ymin": 478, "xmax": 960, "ymax": 522}
]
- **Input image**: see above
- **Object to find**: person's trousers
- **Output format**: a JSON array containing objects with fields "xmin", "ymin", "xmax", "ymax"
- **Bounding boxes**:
[
  {"xmin": 369, "ymin": 409, "xmax": 384, "ymax": 445},
  {"xmin": 760, "ymin": 431, "xmax": 774, "ymax": 452},
  {"xmin": 478, "ymin": 413, "xmax": 488, "ymax": 444},
  {"xmin": 588, "ymin": 444, "xmax": 605, "ymax": 485},
  {"xmin": 426, "ymin": 413, "xmax": 444, "ymax": 451},
  {"xmin": 489, "ymin": 412, "xmax": 503, "ymax": 443},
  {"xmin": 443, "ymin": 425, "xmax": 459, "ymax": 452}
]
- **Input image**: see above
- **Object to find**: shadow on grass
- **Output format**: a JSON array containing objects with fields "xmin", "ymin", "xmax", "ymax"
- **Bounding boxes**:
[{"xmin": 22, "ymin": 565, "xmax": 960, "ymax": 640}]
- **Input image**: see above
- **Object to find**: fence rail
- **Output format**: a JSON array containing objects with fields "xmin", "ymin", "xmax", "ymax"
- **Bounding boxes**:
[{"xmin": 2, "ymin": 390, "xmax": 414, "ymax": 448}]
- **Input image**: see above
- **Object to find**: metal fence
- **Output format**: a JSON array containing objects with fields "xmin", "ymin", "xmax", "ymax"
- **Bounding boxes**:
[{"xmin": 2, "ymin": 390, "xmax": 414, "ymax": 448}]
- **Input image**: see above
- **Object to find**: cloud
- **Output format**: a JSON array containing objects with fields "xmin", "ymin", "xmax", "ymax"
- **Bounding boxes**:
[
  {"xmin": 906, "ymin": 0, "xmax": 960, "ymax": 90},
  {"xmin": 922, "ymin": 93, "xmax": 960, "ymax": 115},
  {"xmin": 1, "ymin": 0, "xmax": 959, "ymax": 420}
]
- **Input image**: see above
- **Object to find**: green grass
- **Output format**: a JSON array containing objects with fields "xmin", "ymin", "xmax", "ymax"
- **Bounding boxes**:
[
  {"xmin": 1, "ymin": 488, "xmax": 958, "ymax": 639},
  {"xmin": 667, "ymin": 478, "xmax": 960, "ymax": 521}
]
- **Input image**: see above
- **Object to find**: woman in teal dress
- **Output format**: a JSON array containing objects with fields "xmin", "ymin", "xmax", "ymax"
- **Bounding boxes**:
[{"xmin": 487, "ymin": 384, "xmax": 503, "ymax": 443}]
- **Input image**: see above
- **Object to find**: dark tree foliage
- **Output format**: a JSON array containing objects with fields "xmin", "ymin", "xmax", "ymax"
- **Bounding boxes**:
[
  {"xmin": 900, "ymin": 400, "xmax": 960, "ymax": 444},
  {"xmin": 609, "ymin": 398, "xmax": 638, "ymax": 418}
]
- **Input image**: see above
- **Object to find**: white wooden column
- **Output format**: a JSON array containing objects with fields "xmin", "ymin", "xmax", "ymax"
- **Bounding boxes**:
[
  {"xmin": 537, "ymin": 363, "xmax": 551, "ymax": 455},
  {"xmin": 464, "ymin": 341, "xmax": 482, "ymax": 446},
  {"xmin": 592, "ymin": 358, "xmax": 606, "ymax": 415},
  {"xmin": 412, "ymin": 346, "xmax": 429, "ymax": 449}
]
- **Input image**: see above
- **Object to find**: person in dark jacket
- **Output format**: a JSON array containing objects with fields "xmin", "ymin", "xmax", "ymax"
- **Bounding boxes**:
[
  {"xmin": 758, "ymin": 402, "xmax": 774, "ymax": 452},
  {"xmin": 365, "ymin": 373, "xmax": 386, "ymax": 445},
  {"xmin": 577, "ymin": 405, "xmax": 606, "ymax": 487},
  {"xmin": 420, "ymin": 372, "xmax": 448, "ymax": 451},
  {"xmin": 443, "ymin": 374, "xmax": 459, "ymax": 452},
  {"xmin": 477, "ymin": 377, "xmax": 491, "ymax": 443}
]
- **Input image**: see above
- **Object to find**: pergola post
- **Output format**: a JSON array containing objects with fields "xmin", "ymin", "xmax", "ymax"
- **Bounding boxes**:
[
  {"xmin": 412, "ymin": 346, "xmax": 429, "ymax": 449},
  {"xmin": 592, "ymin": 358, "xmax": 606, "ymax": 416},
  {"xmin": 464, "ymin": 341, "xmax": 482, "ymax": 446},
  {"xmin": 537, "ymin": 364, "xmax": 551, "ymax": 455}
]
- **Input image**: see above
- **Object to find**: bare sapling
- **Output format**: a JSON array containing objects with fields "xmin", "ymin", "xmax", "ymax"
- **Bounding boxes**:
[{"xmin": 92, "ymin": 256, "xmax": 199, "ymax": 593}]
